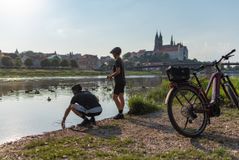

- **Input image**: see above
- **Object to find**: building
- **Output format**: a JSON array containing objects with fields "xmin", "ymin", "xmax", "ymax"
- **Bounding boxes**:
[
  {"xmin": 153, "ymin": 32, "xmax": 188, "ymax": 61},
  {"xmin": 78, "ymin": 54, "xmax": 101, "ymax": 70}
]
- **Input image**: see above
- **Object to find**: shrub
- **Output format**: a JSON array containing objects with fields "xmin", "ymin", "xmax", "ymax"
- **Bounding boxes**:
[
  {"xmin": 146, "ymin": 80, "xmax": 169, "ymax": 103},
  {"xmin": 128, "ymin": 95, "xmax": 161, "ymax": 115}
]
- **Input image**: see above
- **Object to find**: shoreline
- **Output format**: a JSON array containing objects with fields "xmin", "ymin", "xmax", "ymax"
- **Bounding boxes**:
[{"xmin": 0, "ymin": 69, "xmax": 161, "ymax": 78}]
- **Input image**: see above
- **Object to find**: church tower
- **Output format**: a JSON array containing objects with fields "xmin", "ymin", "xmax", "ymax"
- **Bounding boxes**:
[
  {"xmin": 154, "ymin": 31, "xmax": 163, "ymax": 52},
  {"xmin": 159, "ymin": 32, "xmax": 163, "ymax": 47},
  {"xmin": 154, "ymin": 31, "xmax": 160, "ymax": 52},
  {"xmin": 170, "ymin": 35, "xmax": 174, "ymax": 46}
]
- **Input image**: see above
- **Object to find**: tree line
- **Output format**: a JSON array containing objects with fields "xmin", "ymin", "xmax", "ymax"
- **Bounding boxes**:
[{"xmin": 0, "ymin": 56, "xmax": 78, "ymax": 68}]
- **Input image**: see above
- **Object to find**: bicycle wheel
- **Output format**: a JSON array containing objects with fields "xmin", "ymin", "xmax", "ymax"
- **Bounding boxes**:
[
  {"xmin": 224, "ymin": 83, "xmax": 239, "ymax": 108},
  {"xmin": 167, "ymin": 85, "xmax": 208, "ymax": 137}
]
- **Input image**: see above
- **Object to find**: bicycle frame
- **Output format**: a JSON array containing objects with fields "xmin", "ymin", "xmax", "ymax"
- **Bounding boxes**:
[{"xmin": 193, "ymin": 67, "xmax": 238, "ymax": 109}]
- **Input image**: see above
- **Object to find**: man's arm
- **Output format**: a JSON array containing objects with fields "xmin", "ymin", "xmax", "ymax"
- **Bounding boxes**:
[
  {"xmin": 61, "ymin": 104, "xmax": 72, "ymax": 129},
  {"xmin": 108, "ymin": 67, "xmax": 120, "ymax": 79}
]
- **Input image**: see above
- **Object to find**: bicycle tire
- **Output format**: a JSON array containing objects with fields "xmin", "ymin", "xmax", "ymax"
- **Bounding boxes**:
[
  {"xmin": 167, "ymin": 85, "xmax": 208, "ymax": 138},
  {"xmin": 224, "ymin": 83, "xmax": 239, "ymax": 108}
]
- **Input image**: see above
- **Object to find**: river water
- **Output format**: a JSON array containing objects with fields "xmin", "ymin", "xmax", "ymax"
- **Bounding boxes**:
[{"xmin": 0, "ymin": 75, "xmax": 161, "ymax": 144}]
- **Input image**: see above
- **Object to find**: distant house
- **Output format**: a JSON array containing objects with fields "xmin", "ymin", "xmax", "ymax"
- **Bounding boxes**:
[
  {"xmin": 20, "ymin": 51, "xmax": 57, "ymax": 68},
  {"xmin": 100, "ymin": 56, "xmax": 113, "ymax": 65},
  {"xmin": 79, "ymin": 54, "xmax": 101, "ymax": 70}
]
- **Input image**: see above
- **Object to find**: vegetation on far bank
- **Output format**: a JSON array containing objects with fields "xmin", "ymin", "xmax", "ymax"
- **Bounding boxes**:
[{"xmin": 0, "ymin": 69, "xmax": 161, "ymax": 78}]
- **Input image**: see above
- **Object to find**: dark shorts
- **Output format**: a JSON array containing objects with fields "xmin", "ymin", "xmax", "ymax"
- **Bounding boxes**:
[{"xmin": 113, "ymin": 82, "xmax": 126, "ymax": 95}]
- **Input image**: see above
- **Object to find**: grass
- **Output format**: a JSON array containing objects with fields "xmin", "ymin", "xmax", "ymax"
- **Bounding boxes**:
[
  {"xmin": 128, "ymin": 80, "xmax": 169, "ymax": 115},
  {"xmin": 0, "ymin": 69, "xmax": 160, "ymax": 77},
  {"xmin": 219, "ymin": 107, "xmax": 239, "ymax": 122},
  {"xmin": 17, "ymin": 135, "xmax": 135, "ymax": 160},
  {"xmin": 128, "ymin": 95, "xmax": 162, "ymax": 115},
  {"xmin": 9, "ymin": 135, "xmax": 234, "ymax": 160}
]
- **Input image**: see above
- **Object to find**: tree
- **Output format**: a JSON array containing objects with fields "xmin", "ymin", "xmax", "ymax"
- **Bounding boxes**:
[
  {"xmin": 60, "ymin": 59, "xmax": 69, "ymax": 67},
  {"xmin": 24, "ymin": 58, "xmax": 33, "ymax": 67},
  {"xmin": 51, "ymin": 58, "xmax": 60, "ymax": 67},
  {"xmin": 41, "ymin": 59, "xmax": 50, "ymax": 67},
  {"xmin": 1, "ymin": 56, "xmax": 14, "ymax": 67},
  {"xmin": 70, "ymin": 60, "xmax": 78, "ymax": 68},
  {"xmin": 15, "ymin": 57, "xmax": 22, "ymax": 68}
]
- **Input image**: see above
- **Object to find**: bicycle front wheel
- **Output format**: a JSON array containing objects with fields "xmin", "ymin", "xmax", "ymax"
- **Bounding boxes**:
[
  {"xmin": 224, "ymin": 83, "xmax": 239, "ymax": 108},
  {"xmin": 167, "ymin": 85, "xmax": 208, "ymax": 138}
]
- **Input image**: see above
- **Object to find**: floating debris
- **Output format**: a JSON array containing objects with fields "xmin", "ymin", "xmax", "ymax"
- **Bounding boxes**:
[
  {"xmin": 35, "ymin": 90, "xmax": 40, "ymax": 94},
  {"xmin": 25, "ymin": 90, "xmax": 33, "ymax": 93},
  {"xmin": 47, "ymin": 97, "xmax": 51, "ymax": 101},
  {"xmin": 48, "ymin": 89, "xmax": 55, "ymax": 92}
]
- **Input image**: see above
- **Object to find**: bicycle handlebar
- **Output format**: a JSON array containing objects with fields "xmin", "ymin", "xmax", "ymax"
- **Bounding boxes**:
[{"xmin": 191, "ymin": 49, "xmax": 236, "ymax": 72}]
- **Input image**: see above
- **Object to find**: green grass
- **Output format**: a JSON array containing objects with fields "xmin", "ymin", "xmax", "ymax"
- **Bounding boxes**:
[
  {"xmin": 154, "ymin": 147, "xmax": 232, "ymax": 160},
  {"xmin": 128, "ymin": 95, "xmax": 162, "ymax": 115},
  {"xmin": 0, "ymin": 69, "xmax": 160, "ymax": 77},
  {"xmin": 17, "ymin": 135, "xmax": 135, "ymax": 160},
  {"xmin": 127, "ymin": 80, "xmax": 169, "ymax": 115},
  {"xmin": 219, "ymin": 107, "xmax": 239, "ymax": 122},
  {"xmin": 12, "ymin": 136, "xmax": 234, "ymax": 160}
]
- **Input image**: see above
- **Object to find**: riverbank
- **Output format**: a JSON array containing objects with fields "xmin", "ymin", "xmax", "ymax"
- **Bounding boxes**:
[
  {"xmin": 0, "ymin": 107, "xmax": 238, "ymax": 160},
  {"xmin": 0, "ymin": 69, "xmax": 161, "ymax": 78}
]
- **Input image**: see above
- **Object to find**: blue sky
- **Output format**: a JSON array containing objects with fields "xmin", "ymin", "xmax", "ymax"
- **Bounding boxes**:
[{"xmin": 0, "ymin": 0, "xmax": 239, "ymax": 61}]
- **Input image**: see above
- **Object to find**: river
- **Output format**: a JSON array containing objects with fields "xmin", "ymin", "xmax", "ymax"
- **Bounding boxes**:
[{"xmin": 0, "ymin": 75, "xmax": 161, "ymax": 144}]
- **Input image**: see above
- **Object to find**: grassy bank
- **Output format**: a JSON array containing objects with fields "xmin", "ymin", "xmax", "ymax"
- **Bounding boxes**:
[
  {"xmin": 6, "ymin": 135, "xmax": 232, "ymax": 160},
  {"xmin": 128, "ymin": 80, "xmax": 169, "ymax": 115},
  {"xmin": 0, "ymin": 69, "xmax": 161, "ymax": 77}
]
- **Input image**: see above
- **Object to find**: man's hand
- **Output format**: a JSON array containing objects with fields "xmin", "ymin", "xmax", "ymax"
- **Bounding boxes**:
[{"xmin": 61, "ymin": 120, "xmax": 65, "ymax": 129}]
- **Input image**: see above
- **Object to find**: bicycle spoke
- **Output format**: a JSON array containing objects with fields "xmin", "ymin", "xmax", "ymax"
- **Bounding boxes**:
[
  {"xmin": 175, "ymin": 95, "xmax": 184, "ymax": 107},
  {"xmin": 179, "ymin": 91, "xmax": 191, "ymax": 105},
  {"xmin": 184, "ymin": 117, "xmax": 189, "ymax": 130}
]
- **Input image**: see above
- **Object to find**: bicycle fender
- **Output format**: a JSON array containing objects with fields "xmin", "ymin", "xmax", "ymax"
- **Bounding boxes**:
[{"xmin": 165, "ymin": 88, "xmax": 175, "ymax": 105}]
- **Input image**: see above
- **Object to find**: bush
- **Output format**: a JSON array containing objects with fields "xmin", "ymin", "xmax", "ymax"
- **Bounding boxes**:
[{"xmin": 128, "ymin": 95, "xmax": 161, "ymax": 115}]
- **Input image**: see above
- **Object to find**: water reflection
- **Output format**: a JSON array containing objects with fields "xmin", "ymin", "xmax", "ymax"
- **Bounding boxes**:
[{"xmin": 0, "ymin": 75, "xmax": 161, "ymax": 144}]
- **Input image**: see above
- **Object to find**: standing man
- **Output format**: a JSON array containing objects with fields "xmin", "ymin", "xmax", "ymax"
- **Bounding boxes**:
[
  {"xmin": 107, "ymin": 47, "xmax": 126, "ymax": 119},
  {"xmin": 61, "ymin": 84, "xmax": 102, "ymax": 129}
]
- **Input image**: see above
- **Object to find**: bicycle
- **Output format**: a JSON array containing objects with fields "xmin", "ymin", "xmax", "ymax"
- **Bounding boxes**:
[{"xmin": 165, "ymin": 49, "xmax": 239, "ymax": 137}]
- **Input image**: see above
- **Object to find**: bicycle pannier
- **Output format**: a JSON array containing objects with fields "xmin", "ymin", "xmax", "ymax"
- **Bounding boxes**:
[{"xmin": 166, "ymin": 66, "xmax": 190, "ymax": 82}]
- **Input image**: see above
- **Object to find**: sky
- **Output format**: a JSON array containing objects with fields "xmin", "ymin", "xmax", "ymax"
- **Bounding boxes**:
[{"xmin": 0, "ymin": 0, "xmax": 239, "ymax": 61}]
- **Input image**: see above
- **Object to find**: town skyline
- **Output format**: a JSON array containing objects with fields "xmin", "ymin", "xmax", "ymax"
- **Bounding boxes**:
[{"xmin": 0, "ymin": 0, "xmax": 239, "ymax": 62}]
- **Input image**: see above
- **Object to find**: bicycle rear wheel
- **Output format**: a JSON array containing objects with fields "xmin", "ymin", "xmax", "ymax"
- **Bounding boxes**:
[{"xmin": 167, "ymin": 85, "xmax": 208, "ymax": 137}]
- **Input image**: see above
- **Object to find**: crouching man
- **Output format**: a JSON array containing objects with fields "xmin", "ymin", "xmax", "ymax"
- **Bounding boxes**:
[{"xmin": 61, "ymin": 84, "xmax": 102, "ymax": 129}]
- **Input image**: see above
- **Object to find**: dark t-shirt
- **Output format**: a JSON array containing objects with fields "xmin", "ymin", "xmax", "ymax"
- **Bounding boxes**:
[
  {"xmin": 70, "ymin": 91, "xmax": 101, "ymax": 110},
  {"xmin": 113, "ymin": 57, "xmax": 126, "ymax": 84}
]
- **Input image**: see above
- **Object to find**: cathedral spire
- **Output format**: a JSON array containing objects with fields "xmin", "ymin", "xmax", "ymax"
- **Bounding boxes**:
[
  {"xmin": 159, "ymin": 32, "xmax": 163, "ymax": 46},
  {"xmin": 170, "ymin": 35, "xmax": 174, "ymax": 46}
]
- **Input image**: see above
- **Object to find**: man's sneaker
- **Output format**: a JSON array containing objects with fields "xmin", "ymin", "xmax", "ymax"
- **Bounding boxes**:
[
  {"xmin": 113, "ymin": 113, "xmax": 124, "ymax": 120},
  {"xmin": 77, "ymin": 118, "xmax": 90, "ymax": 127},
  {"xmin": 90, "ymin": 117, "xmax": 96, "ymax": 125}
]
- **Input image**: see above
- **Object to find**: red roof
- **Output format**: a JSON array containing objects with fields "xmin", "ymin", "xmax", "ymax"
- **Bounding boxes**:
[{"xmin": 159, "ymin": 45, "xmax": 178, "ymax": 52}]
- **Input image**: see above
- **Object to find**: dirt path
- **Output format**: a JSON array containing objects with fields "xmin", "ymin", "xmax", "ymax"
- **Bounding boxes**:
[{"xmin": 0, "ymin": 109, "xmax": 238, "ymax": 159}]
